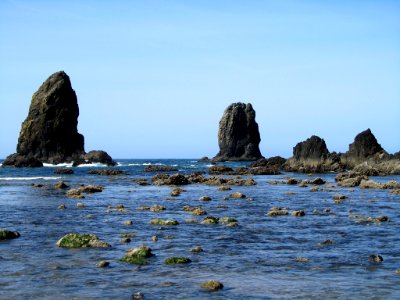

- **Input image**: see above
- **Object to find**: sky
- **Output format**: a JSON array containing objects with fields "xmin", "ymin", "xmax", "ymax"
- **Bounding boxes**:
[{"xmin": 0, "ymin": 0, "xmax": 399, "ymax": 159}]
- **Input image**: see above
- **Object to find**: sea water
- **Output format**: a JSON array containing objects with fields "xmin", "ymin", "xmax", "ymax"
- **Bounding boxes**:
[{"xmin": 0, "ymin": 159, "xmax": 399, "ymax": 299}]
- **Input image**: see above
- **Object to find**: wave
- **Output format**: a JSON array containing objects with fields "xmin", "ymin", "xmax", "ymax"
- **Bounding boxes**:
[
  {"xmin": 0, "ymin": 176, "xmax": 62, "ymax": 181},
  {"xmin": 43, "ymin": 163, "xmax": 73, "ymax": 168},
  {"xmin": 77, "ymin": 163, "xmax": 107, "ymax": 168}
]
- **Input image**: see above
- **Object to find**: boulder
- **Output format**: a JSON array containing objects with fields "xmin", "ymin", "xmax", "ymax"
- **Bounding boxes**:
[
  {"xmin": 56, "ymin": 233, "xmax": 111, "ymax": 248},
  {"xmin": 0, "ymin": 230, "xmax": 21, "ymax": 240},
  {"xmin": 213, "ymin": 103, "xmax": 263, "ymax": 161},
  {"xmin": 84, "ymin": 150, "xmax": 116, "ymax": 166}
]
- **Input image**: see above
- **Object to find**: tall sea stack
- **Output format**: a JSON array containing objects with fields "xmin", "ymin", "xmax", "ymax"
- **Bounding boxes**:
[
  {"xmin": 3, "ymin": 71, "xmax": 114, "ymax": 167},
  {"xmin": 213, "ymin": 102, "xmax": 263, "ymax": 161}
]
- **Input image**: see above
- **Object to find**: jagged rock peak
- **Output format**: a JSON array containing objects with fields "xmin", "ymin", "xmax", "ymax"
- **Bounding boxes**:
[
  {"xmin": 347, "ymin": 128, "xmax": 384, "ymax": 159},
  {"xmin": 293, "ymin": 135, "xmax": 329, "ymax": 160},
  {"xmin": 213, "ymin": 102, "xmax": 263, "ymax": 161}
]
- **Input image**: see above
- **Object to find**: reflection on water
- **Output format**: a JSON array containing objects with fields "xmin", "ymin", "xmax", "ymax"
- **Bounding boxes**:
[{"xmin": 0, "ymin": 159, "xmax": 399, "ymax": 299}]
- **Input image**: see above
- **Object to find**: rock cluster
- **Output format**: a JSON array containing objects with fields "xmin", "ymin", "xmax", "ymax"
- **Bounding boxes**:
[
  {"xmin": 3, "ymin": 71, "xmax": 114, "ymax": 167},
  {"xmin": 213, "ymin": 102, "xmax": 263, "ymax": 161}
]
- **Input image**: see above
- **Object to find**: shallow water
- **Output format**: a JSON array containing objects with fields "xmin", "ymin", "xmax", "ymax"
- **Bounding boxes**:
[{"xmin": 0, "ymin": 159, "xmax": 399, "ymax": 299}]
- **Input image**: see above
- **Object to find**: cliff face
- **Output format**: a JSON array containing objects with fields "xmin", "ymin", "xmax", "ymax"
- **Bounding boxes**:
[
  {"xmin": 213, "ymin": 102, "xmax": 263, "ymax": 161},
  {"xmin": 3, "ymin": 71, "xmax": 114, "ymax": 167}
]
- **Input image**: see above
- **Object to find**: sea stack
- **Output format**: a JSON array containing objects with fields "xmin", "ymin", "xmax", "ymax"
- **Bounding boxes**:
[
  {"xmin": 3, "ymin": 71, "xmax": 114, "ymax": 167},
  {"xmin": 213, "ymin": 102, "xmax": 263, "ymax": 161},
  {"xmin": 283, "ymin": 135, "xmax": 343, "ymax": 173},
  {"xmin": 346, "ymin": 129, "xmax": 384, "ymax": 160}
]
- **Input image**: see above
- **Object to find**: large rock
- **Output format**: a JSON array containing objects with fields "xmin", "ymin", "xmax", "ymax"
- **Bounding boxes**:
[
  {"xmin": 283, "ymin": 136, "xmax": 344, "ymax": 173},
  {"xmin": 213, "ymin": 103, "xmax": 263, "ymax": 161},
  {"xmin": 3, "ymin": 71, "xmax": 114, "ymax": 167},
  {"xmin": 346, "ymin": 129, "xmax": 384, "ymax": 160},
  {"xmin": 84, "ymin": 150, "xmax": 116, "ymax": 166}
]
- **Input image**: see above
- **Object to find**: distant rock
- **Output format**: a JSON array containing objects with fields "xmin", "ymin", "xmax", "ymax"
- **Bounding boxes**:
[
  {"xmin": 3, "ymin": 71, "xmax": 114, "ymax": 167},
  {"xmin": 198, "ymin": 156, "xmax": 211, "ymax": 162},
  {"xmin": 250, "ymin": 156, "xmax": 286, "ymax": 169},
  {"xmin": 283, "ymin": 136, "xmax": 343, "ymax": 173},
  {"xmin": 84, "ymin": 150, "xmax": 116, "ymax": 166},
  {"xmin": 346, "ymin": 129, "xmax": 384, "ymax": 160},
  {"xmin": 144, "ymin": 165, "xmax": 178, "ymax": 172},
  {"xmin": 213, "ymin": 102, "xmax": 263, "ymax": 161}
]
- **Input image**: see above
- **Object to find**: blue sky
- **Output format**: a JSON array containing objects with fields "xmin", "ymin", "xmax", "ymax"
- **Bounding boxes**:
[{"xmin": 0, "ymin": 0, "xmax": 399, "ymax": 159}]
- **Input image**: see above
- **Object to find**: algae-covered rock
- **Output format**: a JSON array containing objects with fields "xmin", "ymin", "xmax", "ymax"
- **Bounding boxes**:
[
  {"xmin": 150, "ymin": 219, "xmax": 179, "ymax": 226},
  {"xmin": 266, "ymin": 210, "xmax": 288, "ymax": 217},
  {"xmin": 164, "ymin": 257, "xmax": 192, "ymax": 265},
  {"xmin": 56, "ymin": 233, "xmax": 111, "ymax": 248},
  {"xmin": 201, "ymin": 280, "xmax": 224, "ymax": 291},
  {"xmin": 201, "ymin": 216, "xmax": 219, "ymax": 225},
  {"xmin": 229, "ymin": 192, "xmax": 246, "ymax": 199},
  {"xmin": 219, "ymin": 217, "xmax": 238, "ymax": 224},
  {"xmin": 121, "ymin": 245, "xmax": 154, "ymax": 265},
  {"xmin": 0, "ymin": 230, "xmax": 20, "ymax": 240}
]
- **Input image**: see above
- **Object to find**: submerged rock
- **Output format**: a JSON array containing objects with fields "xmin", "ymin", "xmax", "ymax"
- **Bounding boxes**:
[
  {"xmin": 213, "ymin": 102, "xmax": 263, "ymax": 161},
  {"xmin": 200, "ymin": 280, "xmax": 224, "ymax": 291},
  {"xmin": 56, "ymin": 233, "xmax": 111, "ymax": 248},
  {"xmin": 0, "ymin": 230, "xmax": 20, "ymax": 240},
  {"xmin": 164, "ymin": 257, "xmax": 191, "ymax": 265}
]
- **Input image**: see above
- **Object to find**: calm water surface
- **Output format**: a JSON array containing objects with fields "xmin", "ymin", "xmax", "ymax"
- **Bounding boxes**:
[{"xmin": 0, "ymin": 159, "xmax": 399, "ymax": 299}]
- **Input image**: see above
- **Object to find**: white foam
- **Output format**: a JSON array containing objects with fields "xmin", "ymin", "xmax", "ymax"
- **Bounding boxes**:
[
  {"xmin": 43, "ymin": 162, "xmax": 73, "ymax": 168},
  {"xmin": 0, "ymin": 176, "xmax": 62, "ymax": 181},
  {"xmin": 77, "ymin": 163, "xmax": 107, "ymax": 168}
]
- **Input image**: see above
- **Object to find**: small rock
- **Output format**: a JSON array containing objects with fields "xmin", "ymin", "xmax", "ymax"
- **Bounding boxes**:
[
  {"xmin": 123, "ymin": 220, "xmax": 133, "ymax": 225},
  {"xmin": 132, "ymin": 292, "xmax": 144, "ymax": 300},
  {"xmin": 200, "ymin": 280, "xmax": 224, "ymax": 291},
  {"xmin": 151, "ymin": 236, "xmax": 158, "ymax": 242},
  {"xmin": 191, "ymin": 208, "xmax": 207, "ymax": 216},
  {"xmin": 54, "ymin": 168, "xmax": 74, "ymax": 174},
  {"xmin": 56, "ymin": 233, "xmax": 111, "ymax": 248},
  {"xmin": 201, "ymin": 216, "xmax": 219, "ymax": 224},
  {"xmin": 295, "ymin": 257, "xmax": 309, "ymax": 262},
  {"xmin": 58, "ymin": 204, "xmax": 67, "ymax": 210},
  {"xmin": 375, "ymin": 216, "xmax": 390, "ymax": 222},
  {"xmin": 229, "ymin": 192, "xmax": 246, "ymax": 199},
  {"xmin": 77, "ymin": 203, "xmax": 85, "ymax": 208},
  {"xmin": 286, "ymin": 178, "xmax": 298, "ymax": 185},
  {"xmin": 266, "ymin": 210, "xmax": 288, "ymax": 217},
  {"xmin": 164, "ymin": 257, "xmax": 191, "ymax": 265},
  {"xmin": 200, "ymin": 196, "xmax": 212, "ymax": 201},
  {"xmin": 96, "ymin": 260, "xmax": 110, "ymax": 268},
  {"xmin": 150, "ymin": 219, "xmax": 179, "ymax": 226},
  {"xmin": 218, "ymin": 186, "xmax": 231, "ymax": 191},
  {"xmin": 121, "ymin": 245, "xmax": 153, "ymax": 265},
  {"xmin": 0, "ymin": 230, "xmax": 20, "ymax": 240},
  {"xmin": 291, "ymin": 210, "xmax": 305, "ymax": 217},
  {"xmin": 120, "ymin": 237, "xmax": 131, "ymax": 243},
  {"xmin": 369, "ymin": 254, "xmax": 383, "ymax": 263},
  {"xmin": 54, "ymin": 181, "xmax": 69, "ymax": 189},
  {"xmin": 320, "ymin": 239, "xmax": 335, "ymax": 245},
  {"xmin": 332, "ymin": 194, "xmax": 348, "ymax": 200},
  {"xmin": 191, "ymin": 246, "xmax": 203, "ymax": 253}
]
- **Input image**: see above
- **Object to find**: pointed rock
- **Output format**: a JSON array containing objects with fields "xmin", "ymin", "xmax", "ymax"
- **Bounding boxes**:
[
  {"xmin": 213, "ymin": 102, "xmax": 262, "ymax": 161},
  {"xmin": 346, "ymin": 129, "xmax": 384, "ymax": 159}
]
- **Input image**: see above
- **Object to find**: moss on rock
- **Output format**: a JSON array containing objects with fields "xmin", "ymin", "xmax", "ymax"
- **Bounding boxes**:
[
  {"xmin": 0, "ymin": 230, "xmax": 20, "ymax": 240},
  {"xmin": 150, "ymin": 219, "xmax": 179, "ymax": 226},
  {"xmin": 164, "ymin": 257, "xmax": 191, "ymax": 265},
  {"xmin": 121, "ymin": 245, "xmax": 154, "ymax": 265},
  {"xmin": 56, "ymin": 233, "xmax": 111, "ymax": 248}
]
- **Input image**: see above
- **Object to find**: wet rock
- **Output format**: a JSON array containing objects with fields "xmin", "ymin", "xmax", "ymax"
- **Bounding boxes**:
[
  {"xmin": 229, "ymin": 192, "xmax": 246, "ymax": 199},
  {"xmin": 168, "ymin": 174, "xmax": 189, "ymax": 185},
  {"xmin": 54, "ymin": 181, "xmax": 69, "ymax": 189},
  {"xmin": 121, "ymin": 245, "xmax": 153, "ymax": 265},
  {"xmin": 198, "ymin": 156, "xmax": 211, "ymax": 162},
  {"xmin": 66, "ymin": 189, "xmax": 84, "ymax": 199},
  {"xmin": 120, "ymin": 237, "xmax": 131, "ymax": 243},
  {"xmin": 84, "ymin": 150, "xmax": 116, "ymax": 166},
  {"xmin": 250, "ymin": 156, "xmax": 286, "ymax": 169},
  {"xmin": 295, "ymin": 257, "xmax": 309, "ymax": 262},
  {"xmin": 56, "ymin": 233, "xmax": 111, "ymax": 248},
  {"xmin": 266, "ymin": 210, "xmax": 288, "ymax": 216},
  {"xmin": 151, "ymin": 236, "xmax": 158, "ymax": 242},
  {"xmin": 164, "ymin": 257, "xmax": 191, "ymax": 265},
  {"xmin": 369, "ymin": 254, "xmax": 383, "ymax": 263},
  {"xmin": 149, "ymin": 219, "xmax": 179, "ymax": 226},
  {"xmin": 320, "ymin": 239, "xmax": 335, "ymax": 245},
  {"xmin": 58, "ymin": 204, "xmax": 67, "ymax": 210},
  {"xmin": 170, "ymin": 187, "xmax": 185, "ymax": 197},
  {"xmin": 191, "ymin": 246, "xmax": 204, "ymax": 253},
  {"xmin": 132, "ymin": 292, "xmax": 144, "ymax": 300},
  {"xmin": 123, "ymin": 220, "xmax": 133, "ymax": 225},
  {"xmin": 0, "ymin": 230, "xmax": 20, "ymax": 240},
  {"xmin": 88, "ymin": 169, "xmax": 124, "ymax": 176},
  {"xmin": 3, "ymin": 71, "xmax": 84, "ymax": 166},
  {"xmin": 213, "ymin": 102, "xmax": 262, "ymax": 161},
  {"xmin": 286, "ymin": 178, "xmax": 298, "ymax": 185},
  {"xmin": 199, "ymin": 196, "xmax": 212, "ymax": 201},
  {"xmin": 54, "ymin": 168, "xmax": 74, "ymax": 174},
  {"xmin": 201, "ymin": 216, "xmax": 219, "ymax": 224},
  {"xmin": 201, "ymin": 280, "xmax": 224, "ymax": 291},
  {"xmin": 291, "ymin": 210, "xmax": 305, "ymax": 217},
  {"xmin": 96, "ymin": 261, "xmax": 110, "ymax": 268},
  {"xmin": 32, "ymin": 183, "xmax": 44, "ymax": 188},
  {"xmin": 80, "ymin": 185, "xmax": 104, "ymax": 193},
  {"xmin": 76, "ymin": 203, "xmax": 85, "ymax": 208},
  {"xmin": 191, "ymin": 208, "xmax": 207, "ymax": 216},
  {"xmin": 218, "ymin": 186, "xmax": 231, "ymax": 191},
  {"xmin": 332, "ymin": 194, "xmax": 348, "ymax": 200},
  {"xmin": 2, "ymin": 154, "xmax": 43, "ymax": 168},
  {"xmin": 144, "ymin": 165, "xmax": 178, "ymax": 172},
  {"xmin": 375, "ymin": 216, "xmax": 390, "ymax": 222},
  {"xmin": 149, "ymin": 205, "xmax": 165, "ymax": 212},
  {"xmin": 208, "ymin": 165, "xmax": 234, "ymax": 175}
]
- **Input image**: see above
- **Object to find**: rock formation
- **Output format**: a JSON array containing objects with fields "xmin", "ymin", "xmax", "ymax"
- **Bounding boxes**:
[
  {"xmin": 3, "ymin": 71, "xmax": 114, "ymax": 167},
  {"xmin": 346, "ymin": 129, "xmax": 384, "ymax": 160},
  {"xmin": 213, "ymin": 102, "xmax": 262, "ymax": 161},
  {"xmin": 283, "ymin": 136, "xmax": 343, "ymax": 173}
]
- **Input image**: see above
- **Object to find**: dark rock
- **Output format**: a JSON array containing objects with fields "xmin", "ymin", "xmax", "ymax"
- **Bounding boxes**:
[
  {"xmin": 84, "ymin": 150, "xmax": 116, "ymax": 166},
  {"xmin": 347, "ymin": 129, "xmax": 384, "ymax": 159},
  {"xmin": 54, "ymin": 181, "xmax": 69, "ymax": 189},
  {"xmin": 201, "ymin": 280, "xmax": 224, "ymax": 291},
  {"xmin": 167, "ymin": 174, "xmax": 189, "ymax": 185},
  {"xmin": 250, "ymin": 156, "xmax": 286, "ymax": 168},
  {"xmin": 2, "ymin": 154, "xmax": 43, "ymax": 168},
  {"xmin": 88, "ymin": 169, "xmax": 124, "ymax": 176},
  {"xmin": 293, "ymin": 135, "xmax": 329, "ymax": 160},
  {"xmin": 369, "ymin": 254, "xmax": 383, "ymax": 263},
  {"xmin": 208, "ymin": 165, "xmax": 234, "ymax": 175},
  {"xmin": 213, "ymin": 102, "xmax": 263, "ymax": 161},
  {"xmin": 198, "ymin": 156, "xmax": 211, "ymax": 162},
  {"xmin": 0, "ymin": 230, "xmax": 21, "ymax": 240},
  {"xmin": 144, "ymin": 165, "xmax": 178, "ymax": 172},
  {"xmin": 5, "ymin": 71, "xmax": 84, "ymax": 166},
  {"xmin": 54, "ymin": 168, "xmax": 74, "ymax": 174}
]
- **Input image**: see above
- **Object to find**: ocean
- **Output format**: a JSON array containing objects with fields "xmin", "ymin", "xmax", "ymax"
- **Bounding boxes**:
[{"xmin": 0, "ymin": 159, "xmax": 399, "ymax": 299}]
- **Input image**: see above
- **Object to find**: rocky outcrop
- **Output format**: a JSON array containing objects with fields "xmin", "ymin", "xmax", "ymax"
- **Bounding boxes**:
[
  {"xmin": 3, "ymin": 71, "xmax": 114, "ymax": 167},
  {"xmin": 283, "ymin": 136, "xmax": 343, "ymax": 173},
  {"xmin": 250, "ymin": 156, "xmax": 286, "ymax": 169},
  {"xmin": 213, "ymin": 103, "xmax": 263, "ymax": 161},
  {"xmin": 346, "ymin": 129, "xmax": 384, "ymax": 160},
  {"xmin": 83, "ymin": 150, "xmax": 116, "ymax": 166}
]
